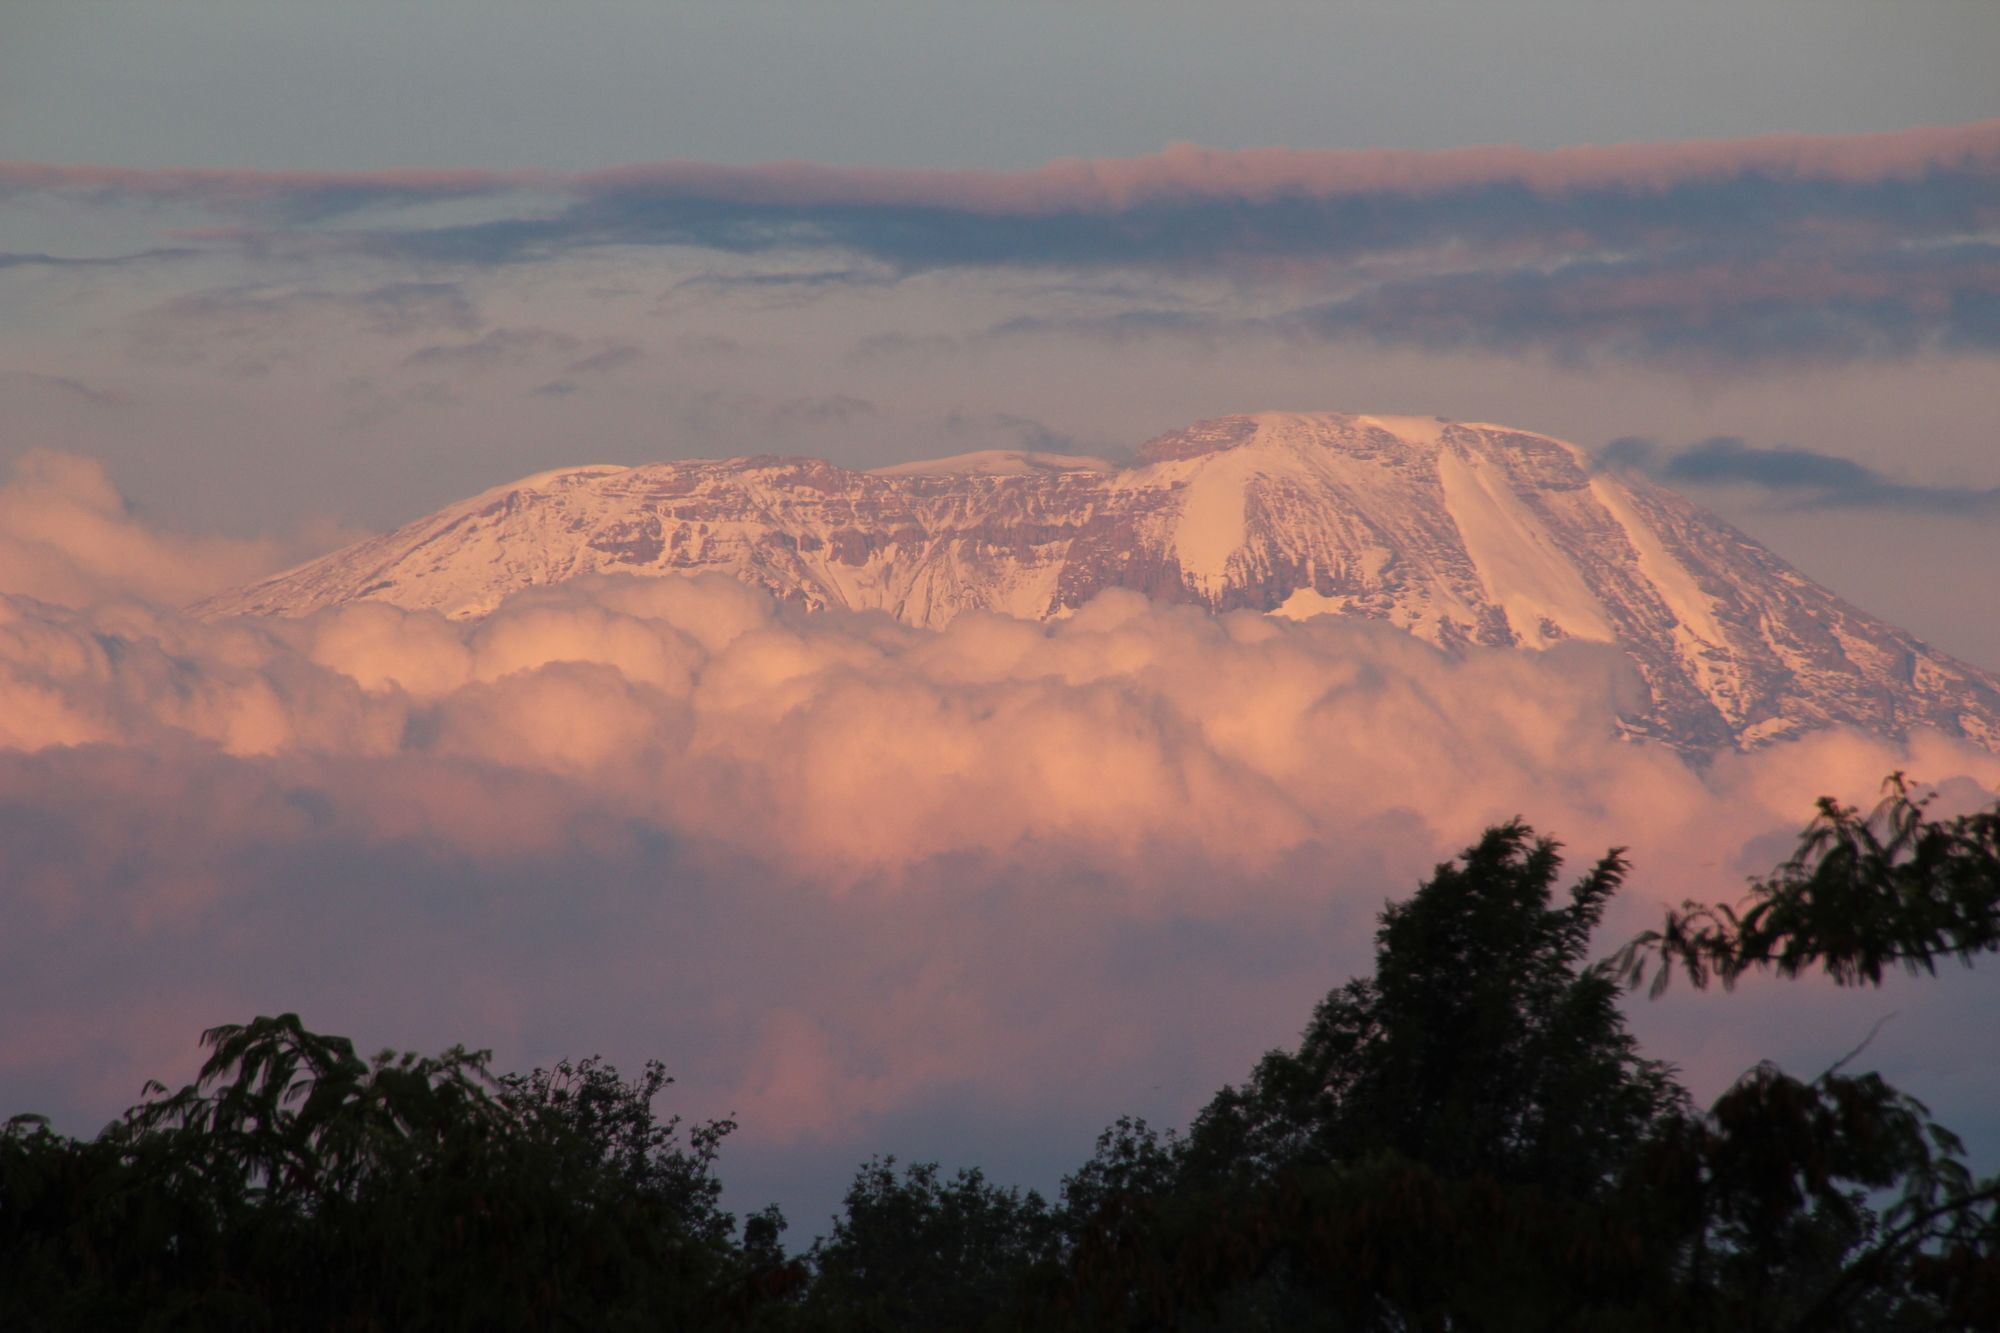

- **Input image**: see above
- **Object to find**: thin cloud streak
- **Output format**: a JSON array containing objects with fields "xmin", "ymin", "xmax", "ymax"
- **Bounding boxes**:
[
  {"xmin": 5, "ymin": 123, "xmax": 1994, "ymax": 272},
  {"xmin": 1603, "ymin": 436, "xmax": 2000, "ymax": 514},
  {"xmin": 0, "ymin": 247, "xmax": 198, "ymax": 270},
  {"xmin": 8, "ymin": 120, "xmax": 1995, "ymax": 216},
  {"xmin": 9, "ymin": 123, "xmax": 1997, "ymax": 371},
  {"xmin": 981, "ymin": 243, "xmax": 2000, "ymax": 371},
  {"xmin": 1279, "ymin": 246, "xmax": 2000, "ymax": 368},
  {"xmin": 0, "ymin": 162, "xmax": 534, "ymax": 223},
  {"xmin": 363, "ymin": 163, "xmax": 1997, "ymax": 276}
]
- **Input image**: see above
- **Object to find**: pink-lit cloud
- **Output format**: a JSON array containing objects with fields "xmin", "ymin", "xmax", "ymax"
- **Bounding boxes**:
[
  {"xmin": 7, "ymin": 120, "xmax": 1995, "ymax": 216},
  {"xmin": 5, "ymin": 548, "xmax": 1998, "ymax": 1149},
  {"xmin": 0, "ymin": 449, "xmax": 305, "ymax": 609},
  {"xmin": 14, "ymin": 123, "xmax": 1991, "ymax": 372},
  {"xmin": 1, "ymin": 458, "xmax": 1997, "ymax": 1237},
  {"xmin": 572, "ymin": 119, "xmax": 2000, "ymax": 213}
]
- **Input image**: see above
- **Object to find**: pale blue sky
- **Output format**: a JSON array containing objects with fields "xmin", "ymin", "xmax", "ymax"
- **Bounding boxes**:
[{"xmin": 4, "ymin": 0, "xmax": 1995, "ymax": 171}]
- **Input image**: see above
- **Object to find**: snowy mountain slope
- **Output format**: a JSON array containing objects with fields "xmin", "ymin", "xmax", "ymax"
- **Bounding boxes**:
[{"xmin": 194, "ymin": 412, "xmax": 2000, "ymax": 751}]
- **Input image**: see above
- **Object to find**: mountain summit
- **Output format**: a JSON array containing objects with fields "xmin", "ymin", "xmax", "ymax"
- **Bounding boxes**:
[{"xmin": 196, "ymin": 412, "xmax": 2000, "ymax": 751}]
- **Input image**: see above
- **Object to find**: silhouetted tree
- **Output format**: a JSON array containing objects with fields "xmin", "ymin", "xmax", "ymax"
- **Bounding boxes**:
[
  {"xmin": 1183, "ymin": 822, "xmax": 1683, "ymax": 1195},
  {"xmin": 1048, "ymin": 804, "xmax": 2000, "ymax": 1330},
  {"xmin": 1622, "ymin": 774, "xmax": 2000, "ymax": 994},
  {"xmin": 804, "ymin": 1157, "xmax": 1058, "ymax": 1332},
  {"xmin": 0, "ymin": 1014, "xmax": 800, "ymax": 1331},
  {"xmin": 1615, "ymin": 773, "xmax": 2000, "ymax": 1327},
  {"xmin": 1047, "ymin": 825, "xmax": 1686, "ymax": 1329}
]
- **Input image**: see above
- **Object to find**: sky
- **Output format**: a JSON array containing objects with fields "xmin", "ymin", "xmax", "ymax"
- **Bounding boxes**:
[{"xmin": 2, "ymin": 1, "xmax": 1999, "ymax": 1230}]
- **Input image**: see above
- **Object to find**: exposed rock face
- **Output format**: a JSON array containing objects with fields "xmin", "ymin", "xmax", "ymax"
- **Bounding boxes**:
[{"xmin": 195, "ymin": 412, "xmax": 2000, "ymax": 751}]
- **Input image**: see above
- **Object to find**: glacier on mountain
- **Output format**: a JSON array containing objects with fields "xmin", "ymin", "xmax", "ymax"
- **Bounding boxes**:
[{"xmin": 194, "ymin": 412, "xmax": 2000, "ymax": 752}]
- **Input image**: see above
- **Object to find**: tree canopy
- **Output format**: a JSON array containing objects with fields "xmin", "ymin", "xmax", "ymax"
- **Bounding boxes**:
[{"xmin": 0, "ymin": 1016, "xmax": 801, "ymax": 1330}]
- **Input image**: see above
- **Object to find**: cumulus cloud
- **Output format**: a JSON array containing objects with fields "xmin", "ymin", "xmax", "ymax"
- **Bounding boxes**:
[
  {"xmin": 5, "ymin": 560, "xmax": 1999, "ymax": 1169},
  {"xmin": 3, "ymin": 458, "xmax": 1998, "ymax": 1220},
  {"xmin": 0, "ymin": 450, "xmax": 305, "ymax": 607}
]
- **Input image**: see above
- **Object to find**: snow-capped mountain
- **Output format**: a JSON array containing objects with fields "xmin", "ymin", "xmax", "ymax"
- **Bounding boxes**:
[{"xmin": 195, "ymin": 412, "xmax": 2000, "ymax": 751}]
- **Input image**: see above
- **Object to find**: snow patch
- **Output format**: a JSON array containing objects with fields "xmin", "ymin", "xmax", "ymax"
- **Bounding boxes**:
[
  {"xmin": 1588, "ymin": 475, "xmax": 1744, "ymax": 719},
  {"xmin": 191, "ymin": 410, "xmax": 2000, "ymax": 752},
  {"xmin": 1272, "ymin": 587, "xmax": 1352, "ymax": 620},
  {"xmin": 1435, "ymin": 444, "xmax": 1613, "ymax": 648},
  {"xmin": 1590, "ymin": 478, "xmax": 1727, "ymax": 648},
  {"xmin": 1173, "ymin": 450, "xmax": 1259, "ymax": 594}
]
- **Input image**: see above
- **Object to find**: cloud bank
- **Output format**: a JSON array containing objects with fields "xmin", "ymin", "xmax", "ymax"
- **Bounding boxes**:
[
  {"xmin": 9, "ymin": 120, "xmax": 1995, "ymax": 220},
  {"xmin": 8, "ymin": 121, "xmax": 1998, "ymax": 370},
  {"xmin": 5, "ymin": 455, "xmax": 1999, "ymax": 1229},
  {"xmin": 0, "ymin": 450, "xmax": 296, "ymax": 607}
]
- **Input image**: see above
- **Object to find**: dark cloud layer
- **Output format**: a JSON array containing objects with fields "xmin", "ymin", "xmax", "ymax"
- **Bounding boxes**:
[
  {"xmin": 547, "ymin": 170, "xmax": 1994, "ymax": 278},
  {"xmin": 1281, "ymin": 246, "xmax": 2000, "ymax": 369},
  {"xmin": 7, "ymin": 123, "xmax": 1998, "ymax": 369},
  {"xmin": 983, "ymin": 243, "xmax": 2000, "ymax": 372},
  {"xmin": 11, "ymin": 121, "xmax": 1992, "ymax": 243},
  {"xmin": 1603, "ymin": 436, "xmax": 2000, "ymax": 514},
  {"xmin": 0, "ymin": 247, "xmax": 196, "ymax": 270}
]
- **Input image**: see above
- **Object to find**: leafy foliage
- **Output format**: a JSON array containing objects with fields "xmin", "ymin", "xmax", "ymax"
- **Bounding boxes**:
[
  {"xmin": 0, "ymin": 1014, "xmax": 798, "ymax": 1331},
  {"xmin": 1622, "ymin": 774, "xmax": 2000, "ymax": 993},
  {"xmin": 1042, "ymin": 814, "xmax": 2000, "ymax": 1330},
  {"xmin": 803, "ymin": 1158, "xmax": 1057, "ymax": 1331},
  {"xmin": 1181, "ymin": 823, "xmax": 1683, "ymax": 1198}
]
